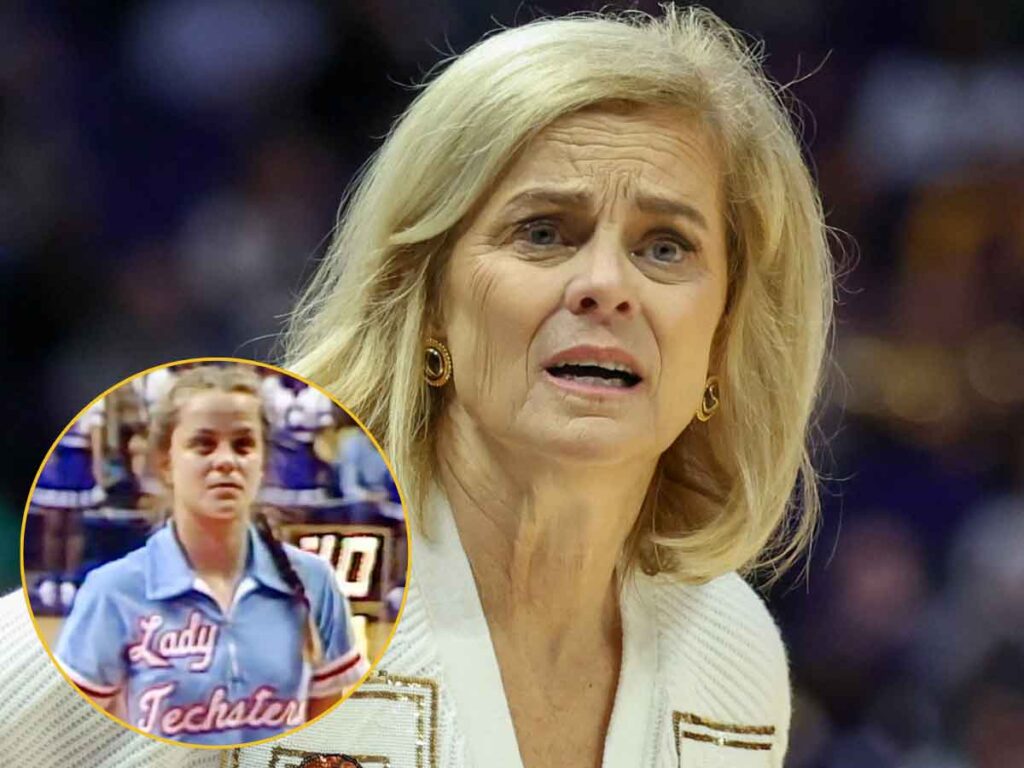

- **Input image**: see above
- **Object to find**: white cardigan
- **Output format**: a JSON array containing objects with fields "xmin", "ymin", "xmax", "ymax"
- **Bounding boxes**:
[{"xmin": 0, "ymin": 496, "xmax": 790, "ymax": 767}]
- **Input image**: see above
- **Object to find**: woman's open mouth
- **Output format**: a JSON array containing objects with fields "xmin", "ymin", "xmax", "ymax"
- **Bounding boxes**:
[
  {"xmin": 541, "ymin": 346, "xmax": 645, "ymax": 393},
  {"xmin": 544, "ymin": 361, "xmax": 642, "ymax": 389}
]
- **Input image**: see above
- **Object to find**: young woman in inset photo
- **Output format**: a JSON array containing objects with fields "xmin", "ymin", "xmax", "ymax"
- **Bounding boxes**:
[{"xmin": 54, "ymin": 364, "xmax": 369, "ymax": 746}]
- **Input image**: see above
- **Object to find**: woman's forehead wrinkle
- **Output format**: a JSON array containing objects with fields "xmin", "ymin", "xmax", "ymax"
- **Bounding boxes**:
[
  {"xmin": 524, "ymin": 123, "xmax": 714, "ymax": 208},
  {"xmin": 543, "ymin": 115, "xmax": 697, "ymax": 159},
  {"xmin": 614, "ymin": 171, "xmax": 641, "ymax": 203}
]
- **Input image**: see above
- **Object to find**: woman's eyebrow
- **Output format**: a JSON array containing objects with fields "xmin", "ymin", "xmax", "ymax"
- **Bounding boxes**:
[
  {"xmin": 634, "ymin": 193, "xmax": 708, "ymax": 231},
  {"xmin": 500, "ymin": 187, "xmax": 591, "ymax": 213},
  {"xmin": 186, "ymin": 425, "xmax": 256, "ymax": 436},
  {"xmin": 498, "ymin": 187, "xmax": 708, "ymax": 231}
]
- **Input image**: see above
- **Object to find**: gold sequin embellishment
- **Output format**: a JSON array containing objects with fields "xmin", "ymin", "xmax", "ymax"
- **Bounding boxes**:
[
  {"xmin": 223, "ymin": 747, "xmax": 389, "ymax": 768},
  {"xmin": 221, "ymin": 672, "xmax": 440, "ymax": 768},
  {"xmin": 673, "ymin": 711, "xmax": 775, "ymax": 754}
]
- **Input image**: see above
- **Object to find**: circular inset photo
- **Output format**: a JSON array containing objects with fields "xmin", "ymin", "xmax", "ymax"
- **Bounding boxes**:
[{"xmin": 20, "ymin": 358, "xmax": 409, "ymax": 749}]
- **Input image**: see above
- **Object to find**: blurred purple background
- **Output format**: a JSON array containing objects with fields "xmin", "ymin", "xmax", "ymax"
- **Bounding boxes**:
[{"xmin": 1, "ymin": 1, "xmax": 1022, "ymax": 765}]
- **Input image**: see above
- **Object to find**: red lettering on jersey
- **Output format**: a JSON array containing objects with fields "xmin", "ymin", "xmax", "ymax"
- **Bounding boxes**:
[
  {"xmin": 136, "ymin": 682, "xmax": 176, "ymax": 732},
  {"xmin": 141, "ymin": 684, "xmax": 308, "ymax": 737},
  {"xmin": 128, "ymin": 611, "xmax": 218, "ymax": 671}
]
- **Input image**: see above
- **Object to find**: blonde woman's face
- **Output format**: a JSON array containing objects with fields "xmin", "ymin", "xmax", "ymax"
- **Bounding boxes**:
[
  {"xmin": 163, "ymin": 391, "xmax": 264, "ymax": 524},
  {"xmin": 441, "ymin": 105, "xmax": 729, "ymax": 465}
]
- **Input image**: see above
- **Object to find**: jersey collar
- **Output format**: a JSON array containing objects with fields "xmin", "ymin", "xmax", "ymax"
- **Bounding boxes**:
[{"xmin": 145, "ymin": 521, "xmax": 293, "ymax": 600}]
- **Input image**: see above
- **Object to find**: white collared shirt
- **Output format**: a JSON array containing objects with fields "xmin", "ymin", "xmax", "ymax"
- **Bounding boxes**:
[{"xmin": 0, "ymin": 492, "xmax": 789, "ymax": 765}]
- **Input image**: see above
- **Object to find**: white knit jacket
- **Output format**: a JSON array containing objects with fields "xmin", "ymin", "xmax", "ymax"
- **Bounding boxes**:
[{"xmin": 0, "ymin": 498, "xmax": 790, "ymax": 767}]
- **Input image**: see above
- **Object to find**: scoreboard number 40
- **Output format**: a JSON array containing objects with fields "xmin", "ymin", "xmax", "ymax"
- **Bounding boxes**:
[{"xmin": 298, "ymin": 534, "xmax": 381, "ymax": 599}]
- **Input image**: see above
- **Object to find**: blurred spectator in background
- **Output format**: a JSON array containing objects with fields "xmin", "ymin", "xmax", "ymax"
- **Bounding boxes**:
[
  {"xmin": 32, "ymin": 399, "xmax": 106, "ymax": 610},
  {"xmin": 337, "ymin": 431, "xmax": 402, "ymax": 518},
  {"xmin": 259, "ymin": 371, "xmax": 337, "ymax": 515},
  {"xmin": 952, "ymin": 642, "xmax": 1024, "ymax": 768}
]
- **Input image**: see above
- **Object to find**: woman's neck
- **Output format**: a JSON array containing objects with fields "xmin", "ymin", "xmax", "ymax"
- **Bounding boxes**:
[
  {"xmin": 173, "ymin": 511, "xmax": 249, "ymax": 583},
  {"xmin": 436, "ymin": 410, "xmax": 656, "ymax": 661}
]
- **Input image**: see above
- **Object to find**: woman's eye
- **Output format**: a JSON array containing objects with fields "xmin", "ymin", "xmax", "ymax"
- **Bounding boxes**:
[
  {"xmin": 234, "ymin": 439, "xmax": 256, "ymax": 454},
  {"xmin": 635, "ymin": 236, "xmax": 695, "ymax": 265},
  {"xmin": 189, "ymin": 438, "xmax": 215, "ymax": 454},
  {"xmin": 519, "ymin": 221, "xmax": 563, "ymax": 247}
]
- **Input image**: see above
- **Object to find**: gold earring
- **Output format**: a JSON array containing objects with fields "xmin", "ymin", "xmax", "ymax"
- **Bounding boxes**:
[
  {"xmin": 695, "ymin": 376, "xmax": 720, "ymax": 422},
  {"xmin": 424, "ymin": 338, "xmax": 452, "ymax": 387}
]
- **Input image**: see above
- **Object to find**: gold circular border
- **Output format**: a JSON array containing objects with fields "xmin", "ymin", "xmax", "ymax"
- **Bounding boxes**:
[{"xmin": 19, "ymin": 356, "xmax": 413, "ymax": 752}]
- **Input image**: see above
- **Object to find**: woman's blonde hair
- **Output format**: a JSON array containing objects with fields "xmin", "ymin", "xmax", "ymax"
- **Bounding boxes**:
[{"xmin": 284, "ymin": 7, "xmax": 833, "ymax": 584}]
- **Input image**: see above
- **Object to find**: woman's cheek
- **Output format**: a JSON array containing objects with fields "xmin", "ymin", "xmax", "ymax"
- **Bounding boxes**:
[{"xmin": 246, "ymin": 458, "xmax": 265, "ymax": 496}]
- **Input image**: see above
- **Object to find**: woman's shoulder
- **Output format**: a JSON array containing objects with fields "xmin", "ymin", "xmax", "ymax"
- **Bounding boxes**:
[
  {"xmin": 68, "ymin": 547, "xmax": 150, "ymax": 608},
  {"xmin": 279, "ymin": 542, "xmax": 336, "ymax": 589},
  {"xmin": 651, "ymin": 571, "xmax": 787, "ymax": 656},
  {"xmin": 257, "ymin": 537, "xmax": 351, "ymax": 611},
  {"xmin": 648, "ymin": 569, "xmax": 789, "ymax": 677},
  {"xmin": 82, "ymin": 547, "xmax": 150, "ymax": 587},
  {"xmin": 644, "ymin": 571, "xmax": 791, "ymax": 757}
]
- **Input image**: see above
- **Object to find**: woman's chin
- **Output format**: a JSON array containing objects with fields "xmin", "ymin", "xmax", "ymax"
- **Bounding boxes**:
[
  {"xmin": 194, "ymin": 502, "xmax": 248, "ymax": 523},
  {"xmin": 527, "ymin": 428, "xmax": 650, "ymax": 466}
]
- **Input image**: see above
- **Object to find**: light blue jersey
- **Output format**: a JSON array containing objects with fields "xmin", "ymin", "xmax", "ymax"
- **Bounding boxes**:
[{"xmin": 55, "ymin": 522, "xmax": 370, "ymax": 745}]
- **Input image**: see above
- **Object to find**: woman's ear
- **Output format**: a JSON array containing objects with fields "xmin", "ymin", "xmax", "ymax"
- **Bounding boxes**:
[
  {"xmin": 424, "ymin": 292, "xmax": 447, "ymax": 339},
  {"xmin": 424, "ymin": 236, "xmax": 452, "ymax": 334},
  {"xmin": 708, "ymin": 311, "xmax": 731, "ymax": 375}
]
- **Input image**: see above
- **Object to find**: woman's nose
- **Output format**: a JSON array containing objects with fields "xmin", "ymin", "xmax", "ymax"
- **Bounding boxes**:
[
  {"xmin": 563, "ymin": 237, "xmax": 638, "ymax": 320},
  {"xmin": 211, "ymin": 445, "xmax": 238, "ymax": 471}
]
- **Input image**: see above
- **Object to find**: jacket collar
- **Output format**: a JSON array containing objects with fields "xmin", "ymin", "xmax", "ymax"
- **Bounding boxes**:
[{"xmin": 144, "ymin": 521, "xmax": 294, "ymax": 601}]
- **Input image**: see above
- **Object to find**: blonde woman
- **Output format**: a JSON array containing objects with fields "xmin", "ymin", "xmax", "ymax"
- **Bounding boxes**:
[
  {"xmin": 265, "ymin": 8, "xmax": 830, "ymax": 767},
  {"xmin": 0, "ymin": 8, "xmax": 830, "ymax": 767}
]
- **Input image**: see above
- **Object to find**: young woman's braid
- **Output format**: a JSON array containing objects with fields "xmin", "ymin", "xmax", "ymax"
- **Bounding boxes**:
[{"xmin": 253, "ymin": 510, "xmax": 323, "ymax": 665}]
